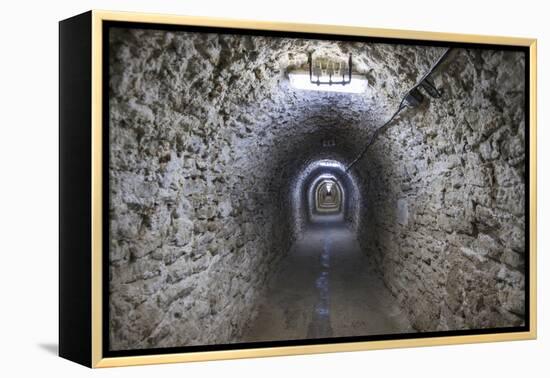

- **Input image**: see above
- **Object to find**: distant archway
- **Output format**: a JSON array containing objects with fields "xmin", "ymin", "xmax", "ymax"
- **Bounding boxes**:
[{"xmin": 315, "ymin": 179, "xmax": 342, "ymax": 213}]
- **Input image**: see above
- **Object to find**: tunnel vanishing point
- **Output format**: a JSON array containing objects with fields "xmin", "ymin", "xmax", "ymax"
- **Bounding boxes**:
[{"xmin": 107, "ymin": 27, "xmax": 527, "ymax": 350}]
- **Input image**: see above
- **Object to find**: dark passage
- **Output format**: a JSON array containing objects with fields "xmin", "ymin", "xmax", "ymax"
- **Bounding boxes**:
[{"xmin": 107, "ymin": 27, "xmax": 527, "ymax": 351}]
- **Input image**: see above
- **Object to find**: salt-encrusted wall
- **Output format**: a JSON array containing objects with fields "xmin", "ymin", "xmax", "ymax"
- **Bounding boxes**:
[
  {"xmin": 107, "ymin": 28, "xmax": 297, "ymax": 350},
  {"xmin": 355, "ymin": 49, "xmax": 526, "ymax": 331},
  {"xmin": 107, "ymin": 25, "xmax": 524, "ymax": 350},
  {"xmin": 108, "ymin": 27, "xmax": 443, "ymax": 349}
]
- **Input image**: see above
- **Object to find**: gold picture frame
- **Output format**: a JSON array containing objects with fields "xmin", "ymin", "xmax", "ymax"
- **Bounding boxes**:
[{"xmin": 59, "ymin": 9, "xmax": 537, "ymax": 368}]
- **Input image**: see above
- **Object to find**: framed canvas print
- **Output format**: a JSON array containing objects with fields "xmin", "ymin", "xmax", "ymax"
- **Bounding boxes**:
[{"xmin": 59, "ymin": 10, "xmax": 537, "ymax": 368}]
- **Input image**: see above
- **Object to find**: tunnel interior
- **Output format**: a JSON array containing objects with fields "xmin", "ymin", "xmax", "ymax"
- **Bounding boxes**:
[
  {"xmin": 314, "ymin": 177, "xmax": 342, "ymax": 214},
  {"xmin": 107, "ymin": 27, "xmax": 527, "ymax": 350}
]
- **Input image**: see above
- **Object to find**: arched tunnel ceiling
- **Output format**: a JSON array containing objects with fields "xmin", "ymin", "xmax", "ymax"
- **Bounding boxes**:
[
  {"xmin": 110, "ymin": 28, "xmax": 446, "ymax": 195},
  {"xmin": 108, "ymin": 26, "xmax": 527, "ymax": 350},
  {"xmin": 218, "ymin": 38, "xmax": 448, "ymax": 193}
]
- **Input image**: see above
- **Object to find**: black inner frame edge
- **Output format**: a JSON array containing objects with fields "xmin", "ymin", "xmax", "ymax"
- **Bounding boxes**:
[{"xmin": 101, "ymin": 20, "xmax": 531, "ymax": 358}]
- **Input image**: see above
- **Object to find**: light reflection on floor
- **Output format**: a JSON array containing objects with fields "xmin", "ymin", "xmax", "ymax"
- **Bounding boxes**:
[{"xmin": 242, "ymin": 222, "xmax": 415, "ymax": 343}]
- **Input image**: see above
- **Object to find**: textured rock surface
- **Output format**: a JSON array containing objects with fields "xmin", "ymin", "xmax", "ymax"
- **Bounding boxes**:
[
  {"xmin": 355, "ymin": 49, "xmax": 526, "ymax": 330},
  {"xmin": 108, "ymin": 26, "xmax": 526, "ymax": 350}
]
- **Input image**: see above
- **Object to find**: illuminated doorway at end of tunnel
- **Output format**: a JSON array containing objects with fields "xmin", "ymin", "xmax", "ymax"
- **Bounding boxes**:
[{"xmin": 315, "ymin": 179, "xmax": 342, "ymax": 213}]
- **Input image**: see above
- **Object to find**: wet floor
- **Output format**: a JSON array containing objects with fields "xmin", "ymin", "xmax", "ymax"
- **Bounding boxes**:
[{"xmin": 242, "ymin": 222, "xmax": 415, "ymax": 342}]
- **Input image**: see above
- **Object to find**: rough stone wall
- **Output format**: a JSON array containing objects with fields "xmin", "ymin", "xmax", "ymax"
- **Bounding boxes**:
[
  {"xmin": 107, "ymin": 28, "xmax": 293, "ymax": 350},
  {"xmin": 356, "ymin": 48, "xmax": 526, "ymax": 331},
  {"xmin": 107, "ymin": 24, "xmax": 523, "ymax": 349},
  {"xmin": 108, "ymin": 27, "xmax": 445, "ymax": 349}
]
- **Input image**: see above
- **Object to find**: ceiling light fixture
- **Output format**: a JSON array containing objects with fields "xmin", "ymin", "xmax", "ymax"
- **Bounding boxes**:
[
  {"xmin": 309, "ymin": 52, "xmax": 352, "ymax": 86},
  {"xmin": 318, "ymin": 160, "xmax": 342, "ymax": 168},
  {"xmin": 289, "ymin": 73, "xmax": 368, "ymax": 93},
  {"xmin": 288, "ymin": 52, "xmax": 368, "ymax": 93}
]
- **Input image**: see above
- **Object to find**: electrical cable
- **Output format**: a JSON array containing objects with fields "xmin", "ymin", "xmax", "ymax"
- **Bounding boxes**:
[{"xmin": 345, "ymin": 47, "xmax": 453, "ymax": 172}]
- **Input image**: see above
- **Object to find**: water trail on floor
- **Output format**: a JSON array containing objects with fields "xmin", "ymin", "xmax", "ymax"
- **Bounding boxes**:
[{"xmin": 307, "ymin": 228, "xmax": 333, "ymax": 338}]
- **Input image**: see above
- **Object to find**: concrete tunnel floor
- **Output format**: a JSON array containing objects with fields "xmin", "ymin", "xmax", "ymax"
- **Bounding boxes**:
[{"xmin": 242, "ymin": 221, "xmax": 414, "ymax": 342}]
